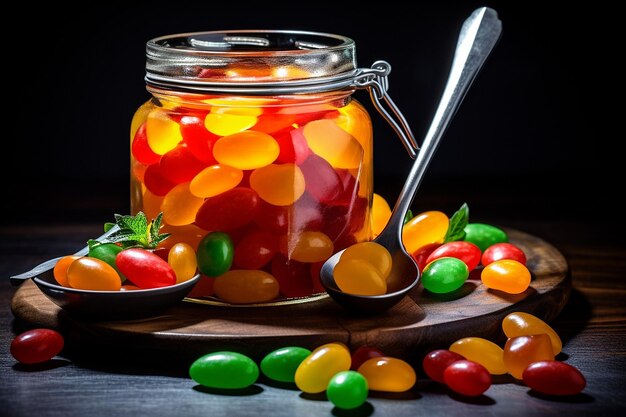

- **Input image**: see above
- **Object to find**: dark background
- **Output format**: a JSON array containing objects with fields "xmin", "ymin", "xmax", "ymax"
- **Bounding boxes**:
[{"xmin": 4, "ymin": 1, "xmax": 613, "ymax": 230}]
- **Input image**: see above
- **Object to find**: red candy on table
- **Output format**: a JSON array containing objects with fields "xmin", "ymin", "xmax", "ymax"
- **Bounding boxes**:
[
  {"xmin": 481, "ymin": 242, "xmax": 527, "ymax": 266},
  {"xmin": 443, "ymin": 360, "xmax": 492, "ymax": 396},
  {"xmin": 11, "ymin": 329, "xmax": 64, "ymax": 365},
  {"xmin": 411, "ymin": 243, "xmax": 441, "ymax": 272},
  {"xmin": 503, "ymin": 334, "xmax": 554, "ymax": 379},
  {"xmin": 115, "ymin": 248, "xmax": 177, "ymax": 289},
  {"xmin": 523, "ymin": 361, "xmax": 586, "ymax": 396},
  {"xmin": 425, "ymin": 241, "xmax": 482, "ymax": 271},
  {"xmin": 351, "ymin": 346, "xmax": 385, "ymax": 370},
  {"xmin": 422, "ymin": 349, "xmax": 466, "ymax": 383}
]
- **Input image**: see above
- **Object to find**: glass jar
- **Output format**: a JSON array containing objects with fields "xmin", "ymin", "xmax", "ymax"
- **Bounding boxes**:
[{"xmin": 130, "ymin": 30, "xmax": 415, "ymax": 305}]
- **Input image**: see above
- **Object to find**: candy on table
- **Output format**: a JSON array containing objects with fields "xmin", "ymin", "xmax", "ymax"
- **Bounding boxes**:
[
  {"xmin": 410, "ymin": 243, "xmax": 441, "ymax": 272},
  {"xmin": 167, "ymin": 242, "xmax": 198, "ymax": 283},
  {"xmin": 463, "ymin": 223, "xmax": 508, "ymax": 253},
  {"xmin": 213, "ymin": 130, "xmax": 279, "ymax": 170},
  {"xmin": 443, "ymin": 360, "xmax": 492, "ymax": 396},
  {"xmin": 115, "ymin": 248, "xmax": 176, "ymax": 289},
  {"xmin": 421, "ymin": 257, "xmax": 469, "ymax": 294},
  {"xmin": 189, "ymin": 164, "xmax": 243, "ymax": 198},
  {"xmin": 327, "ymin": 371, "xmax": 369, "ymax": 409},
  {"xmin": 195, "ymin": 187, "xmax": 261, "ymax": 232},
  {"xmin": 350, "ymin": 346, "xmax": 385, "ymax": 371},
  {"xmin": 481, "ymin": 242, "xmax": 526, "ymax": 266},
  {"xmin": 53, "ymin": 255, "xmax": 81, "ymax": 287},
  {"xmin": 449, "ymin": 337, "xmax": 507, "ymax": 375},
  {"xmin": 189, "ymin": 351, "xmax": 259, "ymax": 389},
  {"xmin": 213, "ymin": 270, "xmax": 279, "ymax": 304},
  {"xmin": 425, "ymin": 241, "xmax": 482, "ymax": 271},
  {"xmin": 260, "ymin": 346, "xmax": 312, "ymax": 383},
  {"xmin": 481, "ymin": 259, "xmax": 531, "ymax": 294},
  {"xmin": 249, "ymin": 163, "xmax": 305, "ymax": 206},
  {"xmin": 357, "ymin": 357, "xmax": 416, "ymax": 392},
  {"xmin": 371, "ymin": 193, "xmax": 391, "ymax": 238},
  {"xmin": 502, "ymin": 312, "xmax": 562, "ymax": 355},
  {"xmin": 402, "ymin": 210, "xmax": 449, "ymax": 255},
  {"xmin": 161, "ymin": 183, "xmax": 205, "ymax": 226},
  {"xmin": 523, "ymin": 361, "xmax": 586, "ymax": 396},
  {"xmin": 67, "ymin": 257, "xmax": 122, "ymax": 291},
  {"xmin": 503, "ymin": 334, "xmax": 554, "ymax": 379},
  {"xmin": 295, "ymin": 343, "xmax": 351, "ymax": 394},
  {"xmin": 11, "ymin": 329, "xmax": 64, "ymax": 365},
  {"xmin": 422, "ymin": 349, "xmax": 466, "ymax": 383}
]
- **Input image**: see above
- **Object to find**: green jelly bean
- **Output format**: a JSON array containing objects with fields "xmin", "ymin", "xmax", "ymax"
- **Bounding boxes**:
[
  {"xmin": 327, "ymin": 371, "xmax": 369, "ymax": 409},
  {"xmin": 189, "ymin": 351, "xmax": 259, "ymax": 389},
  {"xmin": 260, "ymin": 346, "xmax": 311, "ymax": 383},
  {"xmin": 422, "ymin": 257, "xmax": 469, "ymax": 293},
  {"xmin": 463, "ymin": 223, "xmax": 508, "ymax": 252},
  {"xmin": 197, "ymin": 232, "xmax": 234, "ymax": 277},
  {"xmin": 88, "ymin": 242, "xmax": 124, "ymax": 278}
]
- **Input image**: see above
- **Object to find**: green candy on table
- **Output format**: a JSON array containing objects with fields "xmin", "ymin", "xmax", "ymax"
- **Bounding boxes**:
[
  {"xmin": 421, "ymin": 257, "xmax": 469, "ymax": 293},
  {"xmin": 327, "ymin": 371, "xmax": 369, "ymax": 409},
  {"xmin": 463, "ymin": 223, "xmax": 508, "ymax": 252},
  {"xmin": 189, "ymin": 351, "xmax": 259, "ymax": 389},
  {"xmin": 260, "ymin": 346, "xmax": 311, "ymax": 383}
]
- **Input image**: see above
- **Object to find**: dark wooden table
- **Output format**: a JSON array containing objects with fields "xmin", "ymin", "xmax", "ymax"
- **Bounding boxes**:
[{"xmin": 1, "ymin": 194, "xmax": 625, "ymax": 417}]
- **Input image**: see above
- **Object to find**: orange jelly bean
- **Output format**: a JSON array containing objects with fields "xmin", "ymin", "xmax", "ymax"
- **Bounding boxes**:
[
  {"xmin": 145, "ymin": 109, "xmax": 183, "ymax": 155},
  {"xmin": 340, "ymin": 242, "xmax": 392, "ymax": 280},
  {"xmin": 449, "ymin": 337, "xmax": 507, "ymax": 375},
  {"xmin": 503, "ymin": 334, "xmax": 554, "ymax": 379},
  {"xmin": 402, "ymin": 210, "xmax": 449, "ymax": 254},
  {"xmin": 213, "ymin": 270, "xmax": 279, "ymax": 304},
  {"xmin": 190, "ymin": 164, "xmax": 243, "ymax": 198},
  {"xmin": 280, "ymin": 231, "xmax": 334, "ymax": 263},
  {"xmin": 357, "ymin": 357, "xmax": 416, "ymax": 392},
  {"xmin": 295, "ymin": 343, "xmax": 351, "ymax": 394},
  {"xmin": 250, "ymin": 163, "xmax": 305, "ymax": 206},
  {"xmin": 334, "ymin": 259, "xmax": 386, "ymax": 296},
  {"xmin": 502, "ymin": 312, "xmax": 562, "ymax": 355},
  {"xmin": 168, "ymin": 243, "xmax": 198, "ymax": 283},
  {"xmin": 53, "ymin": 255, "xmax": 81, "ymax": 287},
  {"xmin": 302, "ymin": 119, "xmax": 363, "ymax": 169},
  {"xmin": 213, "ymin": 131, "xmax": 279, "ymax": 170},
  {"xmin": 481, "ymin": 259, "xmax": 531, "ymax": 294},
  {"xmin": 161, "ymin": 183, "xmax": 205, "ymax": 226},
  {"xmin": 371, "ymin": 193, "xmax": 392, "ymax": 238},
  {"xmin": 67, "ymin": 257, "xmax": 122, "ymax": 291}
]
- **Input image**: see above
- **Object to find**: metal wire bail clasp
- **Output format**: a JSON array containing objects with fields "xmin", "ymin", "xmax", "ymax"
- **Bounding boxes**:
[{"xmin": 352, "ymin": 61, "xmax": 419, "ymax": 158}]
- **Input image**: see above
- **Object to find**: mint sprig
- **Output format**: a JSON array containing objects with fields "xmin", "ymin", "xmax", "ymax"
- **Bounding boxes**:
[
  {"xmin": 92, "ymin": 212, "xmax": 170, "ymax": 249},
  {"xmin": 443, "ymin": 203, "xmax": 469, "ymax": 243}
]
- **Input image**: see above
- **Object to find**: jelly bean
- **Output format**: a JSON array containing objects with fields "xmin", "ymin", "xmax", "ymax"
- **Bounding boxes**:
[
  {"xmin": 371, "ymin": 193, "xmax": 391, "ymax": 238},
  {"xmin": 271, "ymin": 255, "xmax": 313, "ymax": 298},
  {"xmin": 53, "ymin": 255, "xmax": 81, "ymax": 287},
  {"xmin": 179, "ymin": 115, "xmax": 219, "ymax": 164},
  {"xmin": 340, "ymin": 242, "xmax": 392, "ymax": 280},
  {"xmin": 168, "ymin": 242, "xmax": 198, "ymax": 283},
  {"xmin": 410, "ymin": 243, "xmax": 441, "ymax": 272},
  {"xmin": 195, "ymin": 187, "xmax": 260, "ymax": 232},
  {"xmin": 425, "ymin": 241, "xmax": 481, "ymax": 271},
  {"xmin": 88, "ymin": 243, "xmax": 124, "ymax": 277},
  {"xmin": 351, "ymin": 346, "xmax": 385, "ymax": 371},
  {"xmin": 190, "ymin": 351, "xmax": 259, "ymax": 389},
  {"xmin": 523, "ymin": 361, "xmax": 586, "ymax": 396},
  {"xmin": 421, "ymin": 257, "xmax": 469, "ymax": 294},
  {"xmin": 449, "ymin": 337, "xmax": 507, "ymax": 375},
  {"xmin": 255, "ymin": 199, "xmax": 289, "ymax": 234},
  {"xmin": 197, "ymin": 232, "xmax": 234, "ymax": 277},
  {"xmin": 334, "ymin": 259, "xmax": 386, "ymax": 296},
  {"xmin": 335, "ymin": 101, "xmax": 372, "ymax": 150},
  {"xmin": 443, "ymin": 360, "xmax": 491, "ymax": 396},
  {"xmin": 159, "ymin": 145, "xmax": 206, "ymax": 184},
  {"xmin": 274, "ymin": 127, "xmax": 310, "ymax": 164},
  {"xmin": 503, "ymin": 334, "xmax": 554, "ymax": 379},
  {"xmin": 189, "ymin": 164, "xmax": 243, "ymax": 198},
  {"xmin": 144, "ymin": 163, "xmax": 176, "ymax": 196},
  {"xmin": 481, "ymin": 242, "xmax": 526, "ymax": 266},
  {"xmin": 502, "ymin": 312, "xmax": 562, "ymax": 355},
  {"xmin": 204, "ymin": 111, "xmax": 257, "ymax": 137},
  {"xmin": 142, "ymin": 190, "xmax": 164, "ymax": 222},
  {"xmin": 357, "ymin": 357, "xmax": 416, "ymax": 392},
  {"xmin": 402, "ymin": 211, "xmax": 449, "ymax": 255},
  {"xmin": 161, "ymin": 183, "xmax": 205, "ymax": 226},
  {"xmin": 481, "ymin": 259, "xmax": 531, "ymax": 294},
  {"xmin": 299, "ymin": 154, "xmax": 344, "ymax": 204},
  {"xmin": 214, "ymin": 270, "xmax": 279, "ymax": 304},
  {"xmin": 158, "ymin": 223, "xmax": 207, "ymax": 251},
  {"xmin": 116, "ymin": 248, "xmax": 176, "ymax": 289},
  {"xmin": 250, "ymin": 163, "xmax": 305, "ymax": 206},
  {"xmin": 422, "ymin": 349, "xmax": 466, "ymax": 383},
  {"xmin": 146, "ymin": 109, "xmax": 183, "ymax": 155},
  {"xmin": 213, "ymin": 131, "xmax": 279, "ymax": 170},
  {"xmin": 67, "ymin": 257, "xmax": 122, "ymax": 291},
  {"xmin": 333, "ymin": 169, "xmax": 359, "ymax": 206},
  {"xmin": 233, "ymin": 229, "xmax": 277, "ymax": 269},
  {"xmin": 260, "ymin": 346, "xmax": 312, "ymax": 383},
  {"xmin": 253, "ymin": 113, "xmax": 297, "ymax": 134},
  {"xmin": 322, "ymin": 199, "xmax": 367, "ymax": 240},
  {"xmin": 295, "ymin": 343, "xmax": 351, "ymax": 394},
  {"xmin": 130, "ymin": 100, "xmax": 153, "ymax": 139},
  {"xmin": 463, "ymin": 223, "xmax": 508, "ymax": 252},
  {"xmin": 327, "ymin": 371, "xmax": 369, "ymax": 409},
  {"xmin": 303, "ymin": 119, "xmax": 363, "ymax": 169},
  {"xmin": 10, "ymin": 329, "xmax": 64, "ymax": 364},
  {"xmin": 187, "ymin": 275, "xmax": 215, "ymax": 298},
  {"xmin": 131, "ymin": 123, "xmax": 160, "ymax": 164},
  {"xmin": 280, "ymin": 231, "xmax": 333, "ymax": 263}
]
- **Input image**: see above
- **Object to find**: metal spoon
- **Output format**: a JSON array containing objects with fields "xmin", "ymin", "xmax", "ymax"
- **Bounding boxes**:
[{"xmin": 320, "ymin": 7, "xmax": 502, "ymax": 313}]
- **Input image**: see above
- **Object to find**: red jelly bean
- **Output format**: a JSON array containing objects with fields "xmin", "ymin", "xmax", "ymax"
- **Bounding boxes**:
[
  {"xmin": 351, "ymin": 346, "xmax": 385, "ymax": 370},
  {"xmin": 144, "ymin": 163, "xmax": 176, "ymax": 196},
  {"xmin": 411, "ymin": 243, "xmax": 441, "ymax": 271},
  {"xmin": 115, "ymin": 248, "xmax": 177, "ymax": 289},
  {"xmin": 270, "ymin": 255, "xmax": 312, "ymax": 298},
  {"xmin": 233, "ymin": 229, "xmax": 277, "ymax": 269},
  {"xmin": 179, "ymin": 115, "xmax": 219, "ymax": 164},
  {"xmin": 323, "ymin": 199, "xmax": 367, "ymax": 240},
  {"xmin": 253, "ymin": 114, "xmax": 297, "ymax": 134},
  {"xmin": 443, "ymin": 360, "xmax": 492, "ymax": 396},
  {"xmin": 159, "ymin": 145, "xmax": 207, "ymax": 183},
  {"xmin": 274, "ymin": 127, "xmax": 310, "ymax": 164},
  {"xmin": 333, "ymin": 169, "xmax": 358, "ymax": 206},
  {"xmin": 132, "ymin": 123, "xmax": 160, "ymax": 164},
  {"xmin": 11, "ymin": 329, "xmax": 64, "ymax": 364},
  {"xmin": 426, "ymin": 241, "xmax": 482, "ymax": 271},
  {"xmin": 195, "ymin": 187, "xmax": 260, "ymax": 232},
  {"xmin": 482, "ymin": 243, "xmax": 527, "ymax": 266},
  {"xmin": 299, "ymin": 154, "xmax": 344, "ymax": 204},
  {"xmin": 522, "ymin": 361, "xmax": 586, "ymax": 396},
  {"xmin": 422, "ymin": 349, "xmax": 466, "ymax": 383},
  {"xmin": 255, "ymin": 200, "xmax": 289, "ymax": 235}
]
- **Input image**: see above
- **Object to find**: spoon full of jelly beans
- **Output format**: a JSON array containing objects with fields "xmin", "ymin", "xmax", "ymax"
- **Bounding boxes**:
[{"xmin": 320, "ymin": 8, "xmax": 503, "ymax": 312}]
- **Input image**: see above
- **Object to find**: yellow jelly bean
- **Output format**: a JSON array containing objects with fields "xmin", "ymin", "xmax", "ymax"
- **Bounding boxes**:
[
  {"xmin": 145, "ymin": 109, "xmax": 183, "ymax": 155},
  {"xmin": 449, "ymin": 337, "xmax": 507, "ymax": 375},
  {"xmin": 502, "ymin": 312, "xmax": 562, "ymax": 355},
  {"xmin": 303, "ymin": 119, "xmax": 363, "ymax": 169},
  {"xmin": 334, "ymin": 259, "xmax": 386, "ymax": 296},
  {"xmin": 67, "ymin": 257, "xmax": 122, "ymax": 291},
  {"xmin": 250, "ymin": 163, "xmax": 305, "ymax": 206},
  {"xmin": 213, "ymin": 270, "xmax": 279, "ymax": 304},
  {"xmin": 295, "ymin": 343, "xmax": 351, "ymax": 394},
  {"xmin": 213, "ymin": 131, "xmax": 279, "ymax": 170},
  {"xmin": 204, "ymin": 104, "xmax": 260, "ymax": 136},
  {"xmin": 372, "ymin": 193, "xmax": 392, "ymax": 238},
  {"xmin": 402, "ymin": 210, "xmax": 449, "ymax": 254},
  {"xmin": 190, "ymin": 164, "xmax": 243, "ymax": 198},
  {"xmin": 168, "ymin": 243, "xmax": 198, "ymax": 283},
  {"xmin": 161, "ymin": 183, "xmax": 205, "ymax": 226},
  {"xmin": 340, "ymin": 242, "xmax": 392, "ymax": 280},
  {"xmin": 130, "ymin": 100, "xmax": 153, "ymax": 139},
  {"xmin": 335, "ymin": 101, "xmax": 373, "ymax": 149},
  {"xmin": 280, "ymin": 231, "xmax": 334, "ymax": 263},
  {"xmin": 357, "ymin": 357, "xmax": 416, "ymax": 392},
  {"xmin": 481, "ymin": 259, "xmax": 531, "ymax": 294}
]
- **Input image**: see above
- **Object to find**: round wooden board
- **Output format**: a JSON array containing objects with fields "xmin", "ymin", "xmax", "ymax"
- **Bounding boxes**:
[{"xmin": 11, "ymin": 228, "xmax": 570, "ymax": 362}]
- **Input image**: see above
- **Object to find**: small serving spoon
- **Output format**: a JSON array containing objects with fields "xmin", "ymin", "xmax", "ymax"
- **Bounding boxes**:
[{"xmin": 320, "ymin": 7, "xmax": 502, "ymax": 313}]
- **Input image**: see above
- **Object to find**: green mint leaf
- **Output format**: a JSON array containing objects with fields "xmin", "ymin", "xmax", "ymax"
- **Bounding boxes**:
[
  {"xmin": 150, "ymin": 212, "xmax": 164, "ymax": 244},
  {"xmin": 444, "ymin": 203, "xmax": 469, "ymax": 243},
  {"xmin": 101, "ymin": 212, "xmax": 169, "ymax": 249},
  {"xmin": 103, "ymin": 222, "xmax": 116, "ymax": 233}
]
